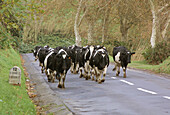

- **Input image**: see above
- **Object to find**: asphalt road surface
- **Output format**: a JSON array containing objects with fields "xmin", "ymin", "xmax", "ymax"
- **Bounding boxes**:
[{"xmin": 23, "ymin": 53, "xmax": 170, "ymax": 115}]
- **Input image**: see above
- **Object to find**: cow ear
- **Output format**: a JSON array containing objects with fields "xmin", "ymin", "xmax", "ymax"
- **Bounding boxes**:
[{"xmin": 131, "ymin": 52, "xmax": 135, "ymax": 55}]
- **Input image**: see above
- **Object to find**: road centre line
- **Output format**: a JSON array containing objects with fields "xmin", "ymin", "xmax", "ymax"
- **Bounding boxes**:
[
  {"xmin": 120, "ymin": 80, "xmax": 134, "ymax": 86},
  {"xmin": 137, "ymin": 88, "xmax": 157, "ymax": 95},
  {"xmin": 163, "ymin": 96, "xmax": 170, "ymax": 100},
  {"xmin": 111, "ymin": 77, "xmax": 117, "ymax": 79}
]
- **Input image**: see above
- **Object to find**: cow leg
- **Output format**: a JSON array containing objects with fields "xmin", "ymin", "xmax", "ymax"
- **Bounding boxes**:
[
  {"xmin": 40, "ymin": 63, "xmax": 44, "ymax": 73},
  {"xmin": 45, "ymin": 69, "xmax": 48, "ymax": 75},
  {"xmin": 60, "ymin": 71, "xmax": 66, "ymax": 88},
  {"xmin": 58, "ymin": 75, "xmax": 62, "ymax": 88},
  {"xmin": 123, "ymin": 67, "xmax": 126, "ymax": 78},
  {"xmin": 79, "ymin": 67, "xmax": 84, "ymax": 78},
  {"xmin": 98, "ymin": 72, "xmax": 102, "ymax": 84},
  {"xmin": 91, "ymin": 69, "xmax": 95, "ymax": 81},
  {"xmin": 102, "ymin": 66, "xmax": 107, "ymax": 82},
  {"xmin": 88, "ymin": 66, "xmax": 91, "ymax": 79},
  {"xmin": 94, "ymin": 67, "xmax": 100, "ymax": 82},
  {"xmin": 47, "ymin": 69, "xmax": 51, "ymax": 82},
  {"xmin": 116, "ymin": 65, "xmax": 120, "ymax": 76},
  {"xmin": 113, "ymin": 62, "xmax": 117, "ymax": 71},
  {"xmin": 70, "ymin": 62, "xmax": 74, "ymax": 73},
  {"xmin": 51, "ymin": 71, "xmax": 55, "ymax": 83},
  {"xmin": 74, "ymin": 63, "xmax": 79, "ymax": 74},
  {"xmin": 62, "ymin": 75, "xmax": 66, "ymax": 88}
]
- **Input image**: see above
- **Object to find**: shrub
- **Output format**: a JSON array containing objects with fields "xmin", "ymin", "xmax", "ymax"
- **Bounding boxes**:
[{"xmin": 142, "ymin": 41, "xmax": 170, "ymax": 64}]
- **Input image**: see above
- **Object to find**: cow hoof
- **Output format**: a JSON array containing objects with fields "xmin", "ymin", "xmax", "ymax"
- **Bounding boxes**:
[
  {"xmin": 48, "ymin": 78, "xmax": 51, "ymax": 82},
  {"xmin": 123, "ymin": 76, "xmax": 126, "ymax": 78},
  {"xmin": 116, "ymin": 73, "xmax": 119, "ymax": 76},
  {"xmin": 85, "ymin": 77, "xmax": 88, "ymax": 80},
  {"xmin": 92, "ymin": 77, "xmax": 94, "ymax": 81},
  {"xmin": 98, "ymin": 80, "xmax": 102, "ymax": 84},
  {"xmin": 58, "ymin": 84, "xmax": 62, "ymax": 88},
  {"xmin": 101, "ymin": 79, "xmax": 105, "ymax": 82},
  {"xmin": 62, "ymin": 85, "xmax": 65, "ymax": 89},
  {"xmin": 95, "ymin": 79, "xmax": 98, "ymax": 82},
  {"xmin": 79, "ymin": 74, "xmax": 83, "ymax": 78}
]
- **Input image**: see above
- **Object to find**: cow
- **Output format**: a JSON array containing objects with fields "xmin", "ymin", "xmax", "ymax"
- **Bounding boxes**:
[
  {"xmin": 54, "ymin": 48, "xmax": 71, "ymax": 88},
  {"xmin": 44, "ymin": 49, "xmax": 56, "ymax": 82},
  {"xmin": 90, "ymin": 47, "xmax": 109, "ymax": 83},
  {"xmin": 112, "ymin": 46, "xmax": 135, "ymax": 78},
  {"xmin": 68, "ymin": 45, "xmax": 82, "ymax": 74},
  {"xmin": 32, "ymin": 46, "xmax": 43, "ymax": 61},
  {"xmin": 83, "ymin": 45, "xmax": 96, "ymax": 80},
  {"xmin": 35, "ymin": 45, "xmax": 52, "ymax": 73}
]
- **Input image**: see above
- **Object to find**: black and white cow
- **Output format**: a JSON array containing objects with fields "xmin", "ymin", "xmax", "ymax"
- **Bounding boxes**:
[
  {"xmin": 55, "ymin": 48, "xmax": 71, "ymax": 88},
  {"xmin": 32, "ymin": 46, "xmax": 43, "ymax": 61},
  {"xmin": 112, "ymin": 46, "xmax": 135, "ymax": 78},
  {"xmin": 44, "ymin": 49, "xmax": 56, "ymax": 82},
  {"xmin": 83, "ymin": 45, "xmax": 96, "ymax": 80},
  {"xmin": 68, "ymin": 45, "xmax": 82, "ymax": 74},
  {"xmin": 90, "ymin": 47, "xmax": 109, "ymax": 83}
]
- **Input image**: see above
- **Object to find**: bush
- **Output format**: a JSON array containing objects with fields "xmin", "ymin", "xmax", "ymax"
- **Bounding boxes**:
[{"xmin": 142, "ymin": 41, "xmax": 170, "ymax": 64}]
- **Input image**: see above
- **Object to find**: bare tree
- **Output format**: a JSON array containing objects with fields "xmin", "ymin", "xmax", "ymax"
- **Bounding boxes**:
[
  {"xmin": 149, "ymin": 0, "xmax": 169, "ymax": 48},
  {"xmin": 74, "ymin": 0, "xmax": 85, "ymax": 46}
]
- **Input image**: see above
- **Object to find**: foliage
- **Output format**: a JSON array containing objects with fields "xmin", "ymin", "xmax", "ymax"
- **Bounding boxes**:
[
  {"xmin": 142, "ymin": 42, "xmax": 170, "ymax": 64},
  {"xmin": 0, "ymin": 0, "xmax": 44, "ymax": 49},
  {"xmin": 0, "ymin": 47, "xmax": 36, "ymax": 114},
  {"xmin": 18, "ymin": 34, "xmax": 75, "ymax": 53},
  {"xmin": 103, "ymin": 39, "xmax": 135, "ymax": 55}
]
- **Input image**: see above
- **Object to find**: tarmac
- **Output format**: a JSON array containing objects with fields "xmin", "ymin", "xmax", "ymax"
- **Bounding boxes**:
[{"xmin": 22, "ymin": 54, "xmax": 73, "ymax": 115}]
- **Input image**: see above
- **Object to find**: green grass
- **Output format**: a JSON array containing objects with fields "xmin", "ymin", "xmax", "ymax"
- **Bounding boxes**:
[
  {"xmin": 129, "ymin": 57, "xmax": 170, "ymax": 74},
  {"xmin": 0, "ymin": 47, "xmax": 36, "ymax": 115}
]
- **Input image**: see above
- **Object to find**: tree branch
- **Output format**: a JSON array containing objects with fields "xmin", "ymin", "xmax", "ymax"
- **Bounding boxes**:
[{"xmin": 158, "ymin": 4, "xmax": 169, "ymax": 14}]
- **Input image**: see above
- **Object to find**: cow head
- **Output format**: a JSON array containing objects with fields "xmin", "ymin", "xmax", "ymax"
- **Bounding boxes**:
[
  {"xmin": 121, "ymin": 51, "xmax": 135, "ymax": 63},
  {"xmin": 32, "ymin": 46, "xmax": 42, "ymax": 60},
  {"xmin": 56, "ymin": 49, "xmax": 71, "ymax": 71}
]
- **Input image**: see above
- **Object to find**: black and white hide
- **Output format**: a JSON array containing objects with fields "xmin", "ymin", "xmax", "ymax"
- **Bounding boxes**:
[
  {"xmin": 90, "ymin": 48, "xmax": 109, "ymax": 84},
  {"xmin": 68, "ymin": 45, "xmax": 82, "ymax": 74},
  {"xmin": 37, "ymin": 47, "xmax": 52, "ymax": 73},
  {"xmin": 55, "ymin": 48, "xmax": 71, "ymax": 88},
  {"xmin": 83, "ymin": 45, "xmax": 96, "ymax": 80},
  {"xmin": 32, "ymin": 46, "xmax": 43, "ymax": 61},
  {"xmin": 44, "ymin": 49, "xmax": 56, "ymax": 83},
  {"xmin": 112, "ymin": 46, "xmax": 135, "ymax": 78}
]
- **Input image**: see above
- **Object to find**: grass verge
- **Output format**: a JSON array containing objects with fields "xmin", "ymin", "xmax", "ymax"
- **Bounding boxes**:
[
  {"xmin": 129, "ymin": 56, "xmax": 170, "ymax": 74},
  {"xmin": 0, "ymin": 47, "xmax": 36, "ymax": 115}
]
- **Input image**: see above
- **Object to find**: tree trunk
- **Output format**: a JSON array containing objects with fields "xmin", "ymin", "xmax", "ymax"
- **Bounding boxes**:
[
  {"xmin": 120, "ymin": 18, "xmax": 128, "ymax": 41},
  {"xmin": 74, "ymin": 0, "xmax": 83, "ymax": 46},
  {"xmin": 149, "ymin": 0, "xmax": 157, "ymax": 48},
  {"xmin": 162, "ymin": 14, "xmax": 170, "ymax": 41},
  {"xmin": 87, "ymin": 19, "xmax": 93, "ymax": 44},
  {"xmin": 102, "ymin": 7, "xmax": 110, "ymax": 43},
  {"xmin": 34, "ymin": 13, "xmax": 38, "ymax": 43}
]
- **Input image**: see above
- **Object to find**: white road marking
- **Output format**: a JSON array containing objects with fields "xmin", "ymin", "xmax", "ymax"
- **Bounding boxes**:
[
  {"xmin": 137, "ymin": 88, "xmax": 157, "ymax": 95},
  {"xmin": 163, "ymin": 96, "xmax": 170, "ymax": 100},
  {"xmin": 111, "ymin": 77, "xmax": 117, "ymax": 79},
  {"xmin": 120, "ymin": 80, "xmax": 134, "ymax": 86}
]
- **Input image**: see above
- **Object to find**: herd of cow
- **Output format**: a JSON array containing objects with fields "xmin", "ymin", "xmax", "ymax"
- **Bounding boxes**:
[{"xmin": 32, "ymin": 45, "xmax": 135, "ymax": 88}]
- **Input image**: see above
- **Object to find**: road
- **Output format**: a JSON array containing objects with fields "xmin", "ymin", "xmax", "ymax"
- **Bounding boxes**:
[{"xmin": 23, "ymin": 53, "xmax": 170, "ymax": 115}]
